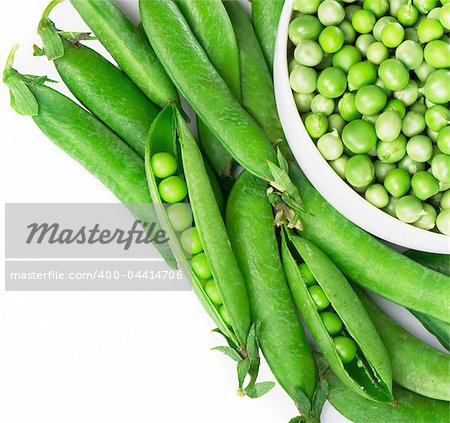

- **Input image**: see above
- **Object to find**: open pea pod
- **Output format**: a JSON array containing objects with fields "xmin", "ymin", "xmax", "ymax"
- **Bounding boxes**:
[
  {"xmin": 281, "ymin": 231, "xmax": 393, "ymax": 403},
  {"xmin": 145, "ymin": 106, "xmax": 269, "ymax": 397}
]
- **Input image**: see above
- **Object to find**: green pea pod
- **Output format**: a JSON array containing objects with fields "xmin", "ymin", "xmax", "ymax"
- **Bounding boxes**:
[
  {"xmin": 281, "ymin": 232, "xmax": 393, "ymax": 403},
  {"xmin": 3, "ymin": 46, "xmax": 175, "ymax": 267},
  {"xmin": 404, "ymin": 250, "xmax": 450, "ymax": 350},
  {"xmin": 36, "ymin": 1, "xmax": 159, "ymax": 158},
  {"xmin": 175, "ymin": 0, "xmax": 241, "ymax": 183},
  {"xmin": 250, "ymin": 0, "xmax": 285, "ymax": 72},
  {"xmin": 145, "ymin": 106, "xmax": 272, "ymax": 397},
  {"xmin": 69, "ymin": 0, "xmax": 178, "ymax": 108},
  {"xmin": 226, "ymin": 171, "xmax": 318, "ymax": 421},
  {"xmin": 289, "ymin": 165, "xmax": 450, "ymax": 324},
  {"xmin": 224, "ymin": 0, "xmax": 289, "ymax": 159},
  {"xmin": 357, "ymin": 288, "xmax": 450, "ymax": 401},
  {"xmin": 139, "ymin": 0, "xmax": 304, "ymax": 219},
  {"xmin": 325, "ymin": 368, "xmax": 449, "ymax": 423}
]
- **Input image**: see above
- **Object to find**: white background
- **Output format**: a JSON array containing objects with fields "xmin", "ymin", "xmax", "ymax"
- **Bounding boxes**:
[{"xmin": 0, "ymin": 1, "xmax": 444, "ymax": 422}]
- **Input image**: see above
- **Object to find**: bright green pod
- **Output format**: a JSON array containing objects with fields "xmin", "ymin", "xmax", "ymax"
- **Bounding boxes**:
[
  {"xmin": 251, "ymin": 0, "xmax": 284, "ymax": 72},
  {"xmin": 357, "ymin": 289, "xmax": 450, "ymax": 401},
  {"xmin": 175, "ymin": 0, "xmax": 241, "ymax": 183},
  {"xmin": 3, "ymin": 46, "xmax": 175, "ymax": 266},
  {"xmin": 140, "ymin": 0, "xmax": 303, "ymax": 218},
  {"xmin": 37, "ymin": 1, "xmax": 159, "ymax": 158},
  {"xmin": 289, "ymin": 165, "xmax": 450, "ymax": 323},
  {"xmin": 281, "ymin": 233, "xmax": 393, "ymax": 403},
  {"xmin": 69, "ymin": 0, "xmax": 178, "ymax": 108},
  {"xmin": 325, "ymin": 370, "xmax": 449, "ymax": 423},
  {"xmin": 227, "ymin": 172, "xmax": 318, "ymax": 421},
  {"xmin": 145, "ymin": 106, "xmax": 250, "ymax": 347}
]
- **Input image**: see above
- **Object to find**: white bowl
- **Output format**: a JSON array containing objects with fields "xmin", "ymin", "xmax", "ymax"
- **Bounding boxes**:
[{"xmin": 274, "ymin": 0, "xmax": 450, "ymax": 254}]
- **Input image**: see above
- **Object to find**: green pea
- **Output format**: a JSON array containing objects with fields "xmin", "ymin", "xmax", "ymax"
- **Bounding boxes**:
[
  {"xmin": 397, "ymin": 3, "xmax": 420, "ymax": 26},
  {"xmin": 440, "ymin": 190, "xmax": 450, "ymax": 209},
  {"xmin": 355, "ymin": 85, "xmax": 387, "ymax": 116},
  {"xmin": 345, "ymin": 4, "xmax": 363, "ymax": 21},
  {"xmin": 308, "ymin": 284, "xmax": 330, "ymax": 311},
  {"xmin": 365, "ymin": 184, "xmax": 390, "ymax": 208},
  {"xmin": 378, "ymin": 59, "xmax": 410, "ymax": 91},
  {"xmin": 398, "ymin": 155, "xmax": 426, "ymax": 174},
  {"xmin": 432, "ymin": 154, "xmax": 450, "ymax": 184},
  {"xmin": 437, "ymin": 127, "xmax": 450, "ymax": 155},
  {"xmin": 404, "ymin": 27, "xmax": 420, "ymax": 41},
  {"xmin": 366, "ymin": 42, "xmax": 389, "ymax": 65},
  {"xmin": 334, "ymin": 336, "xmax": 357, "ymax": 364},
  {"xmin": 204, "ymin": 279, "xmax": 222, "ymax": 306},
  {"xmin": 328, "ymin": 114, "xmax": 347, "ymax": 134},
  {"xmin": 440, "ymin": 2, "xmax": 450, "ymax": 29},
  {"xmin": 338, "ymin": 93, "xmax": 362, "ymax": 122},
  {"xmin": 294, "ymin": 92, "xmax": 315, "ymax": 113},
  {"xmin": 375, "ymin": 161, "xmax": 397, "ymax": 182},
  {"xmin": 293, "ymin": 0, "xmax": 322, "ymax": 14},
  {"xmin": 351, "ymin": 10, "xmax": 375, "ymax": 34},
  {"xmin": 375, "ymin": 111, "xmax": 402, "ymax": 143},
  {"xmin": 218, "ymin": 305, "xmax": 232, "ymax": 326},
  {"xmin": 320, "ymin": 311, "xmax": 343, "ymax": 336},
  {"xmin": 180, "ymin": 227, "xmax": 203, "ymax": 255},
  {"xmin": 417, "ymin": 18, "xmax": 445, "ymax": 42},
  {"xmin": 373, "ymin": 16, "xmax": 397, "ymax": 41},
  {"xmin": 377, "ymin": 134, "xmax": 407, "ymax": 164},
  {"xmin": 158, "ymin": 176, "xmax": 188, "ymax": 203},
  {"xmin": 363, "ymin": 114, "xmax": 380, "ymax": 126},
  {"xmin": 192, "ymin": 252, "xmax": 213, "ymax": 280},
  {"xmin": 316, "ymin": 52, "xmax": 334, "ymax": 71},
  {"xmin": 384, "ymin": 99, "xmax": 406, "ymax": 119},
  {"xmin": 339, "ymin": 20, "xmax": 357, "ymax": 44},
  {"xmin": 407, "ymin": 135, "xmax": 433, "ymax": 163},
  {"xmin": 166, "ymin": 203, "xmax": 193, "ymax": 232},
  {"xmin": 151, "ymin": 152, "xmax": 178, "ymax": 179},
  {"xmin": 342, "ymin": 120, "xmax": 377, "ymax": 154},
  {"xmin": 332, "ymin": 45, "xmax": 362, "ymax": 73},
  {"xmin": 395, "ymin": 195, "xmax": 424, "ymax": 223},
  {"xmin": 299, "ymin": 262, "xmax": 316, "ymax": 285},
  {"xmin": 423, "ymin": 70, "xmax": 450, "ymax": 104},
  {"xmin": 427, "ymin": 6, "xmax": 441, "ymax": 19},
  {"xmin": 294, "ymin": 39, "xmax": 324, "ymax": 67},
  {"xmin": 384, "ymin": 196, "xmax": 400, "ymax": 217},
  {"xmin": 395, "ymin": 41, "xmax": 424, "ymax": 70},
  {"xmin": 409, "ymin": 100, "xmax": 427, "ymax": 115},
  {"xmin": 364, "ymin": 0, "xmax": 389, "ymax": 17},
  {"xmin": 402, "ymin": 111, "xmax": 427, "ymax": 138},
  {"xmin": 413, "ymin": 203, "xmax": 437, "ymax": 230},
  {"xmin": 317, "ymin": 67, "xmax": 348, "ymax": 99},
  {"xmin": 381, "ymin": 22, "xmax": 405, "ymax": 48},
  {"xmin": 345, "ymin": 155, "xmax": 375, "ymax": 188},
  {"xmin": 311, "ymin": 94, "xmax": 335, "ymax": 116},
  {"xmin": 348, "ymin": 61, "xmax": 377, "ymax": 91},
  {"xmin": 414, "ymin": 0, "xmax": 439, "ymax": 14},
  {"xmin": 436, "ymin": 209, "xmax": 450, "ymax": 235},
  {"xmin": 426, "ymin": 106, "xmax": 450, "ymax": 133},
  {"xmin": 355, "ymin": 34, "xmax": 376, "ymax": 56},
  {"xmin": 290, "ymin": 65, "xmax": 317, "ymax": 94},
  {"xmin": 424, "ymin": 40, "xmax": 450, "ymax": 69},
  {"xmin": 411, "ymin": 171, "xmax": 440, "ymax": 200},
  {"xmin": 330, "ymin": 155, "xmax": 349, "ymax": 179},
  {"xmin": 414, "ymin": 61, "xmax": 436, "ymax": 83},
  {"xmin": 394, "ymin": 81, "xmax": 419, "ymax": 107},
  {"xmin": 319, "ymin": 26, "xmax": 345, "ymax": 53},
  {"xmin": 384, "ymin": 168, "xmax": 411, "ymax": 197},
  {"xmin": 289, "ymin": 15, "xmax": 324, "ymax": 44},
  {"xmin": 318, "ymin": 130, "xmax": 345, "ymax": 161},
  {"xmin": 305, "ymin": 113, "xmax": 329, "ymax": 138},
  {"xmin": 318, "ymin": 0, "xmax": 346, "ymax": 26},
  {"xmin": 288, "ymin": 58, "xmax": 301, "ymax": 73}
]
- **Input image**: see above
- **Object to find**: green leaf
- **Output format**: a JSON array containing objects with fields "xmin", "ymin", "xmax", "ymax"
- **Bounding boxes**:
[
  {"xmin": 277, "ymin": 148, "xmax": 290, "ymax": 174},
  {"xmin": 245, "ymin": 381, "xmax": 275, "ymax": 398},
  {"xmin": 211, "ymin": 328, "xmax": 238, "ymax": 350},
  {"xmin": 237, "ymin": 359, "xmax": 250, "ymax": 389},
  {"xmin": 39, "ymin": 21, "xmax": 64, "ymax": 60},
  {"xmin": 246, "ymin": 322, "xmax": 261, "ymax": 361},
  {"xmin": 312, "ymin": 380, "xmax": 329, "ymax": 419},
  {"xmin": 295, "ymin": 388, "xmax": 312, "ymax": 419},
  {"xmin": 211, "ymin": 346, "xmax": 241, "ymax": 362},
  {"xmin": 289, "ymin": 417, "xmax": 302, "ymax": 423},
  {"xmin": 7, "ymin": 77, "xmax": 39, "ymax": 116}
]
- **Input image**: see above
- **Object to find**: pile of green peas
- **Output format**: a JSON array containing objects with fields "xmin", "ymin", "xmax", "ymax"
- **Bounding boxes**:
[
  {"xmin": 299, "ymin": 262, "xmax": 357, "ymax": 364},
  {"xmin": 289, "ymin": 0, "xmax": 450, "ymax": 235},
  {"xmin": 150, "ymin": 151, "xmax": 231, "ymax": 326}
]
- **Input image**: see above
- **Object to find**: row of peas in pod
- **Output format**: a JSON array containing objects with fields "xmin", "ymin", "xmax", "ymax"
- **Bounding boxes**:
[
  {"xmin": 289, "ymin": 0, "xmax": 450, "ymax": 235},
  {"xmin": 150, "ymin": 152, "xmax": 231, "ymax": 326},
  {"xmin": 299, "ymin": 262, "xmax": 357, "ymax": 364}
]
